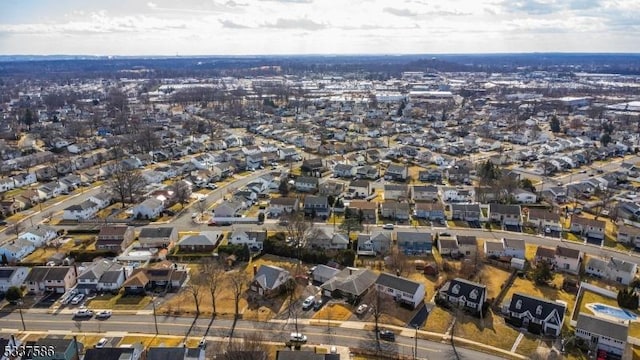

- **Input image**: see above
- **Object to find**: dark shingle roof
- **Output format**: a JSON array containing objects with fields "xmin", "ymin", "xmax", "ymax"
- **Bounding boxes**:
[
  {"xmin": 440, "ymin": 278, "xmax": 486, "ymax": 299},
  {"xmin": 457, "ymin": 236, "xmax": 477, "ymax": 246},
  {"xmin": 576, "ymin": 313, "xmax": 628, "ymax": 342},
  {"xmin": 508, "ymin": 292, "xmax": 566, "ymax": 323},
  {"xmin": 139, "ymin": 227, "xmax": 175, "ymax": 238},
  {"xmin": 376, "ymin": 272, "xmax": 421, "ymax": 294}
]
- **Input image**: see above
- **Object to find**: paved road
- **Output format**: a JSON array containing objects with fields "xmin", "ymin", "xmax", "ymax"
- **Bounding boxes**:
[{"xmin": 0, "ymin": 311, "xmax": 505, "ymax": 360}]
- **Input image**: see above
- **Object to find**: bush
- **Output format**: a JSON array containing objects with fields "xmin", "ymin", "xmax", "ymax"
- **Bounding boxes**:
[{"xmin": 69, "ymin": 250, "xmax": 117, "ymax": 262}]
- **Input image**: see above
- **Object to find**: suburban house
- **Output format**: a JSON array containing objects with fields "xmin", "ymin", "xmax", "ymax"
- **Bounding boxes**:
[
  {"xmin": 132, "ymin": 198, "xmax": 164, "ymax": 220},
  {"xmin": 585, "ymin": 256, "xmax": 638, "ymax": 285},
  {"xmin": 295, "ymin": 176, "xmax": 319, "ymax": 192},
  {"xmin": 380, "ymin": 201, "xmax": 410, "ymax": 220},
  {"xmin": 570, "ymin": 216, "xmax": 605, "ymax": 241},
  {"xmin": 348, "ymin": 180, "xmax": 371, "ymax": 199},
  {"xmin": 24, "ymin": 266, "xmax": 76, "ymax": 294},
  {"xmin": 356, "ymin": 165, "xmax": 379, "ymax": 180},
  {"xmin": 303, "ymin": 195, "xmax": 330, "ymax": 218},
  {"xmin": 411, "ymin": 185, "xmax": 439, "ymax": 202},
  {"xmin": 24, "ymin": 338, "xmax": 84, "ymax": 360},
  {"xmin": 575, "ymin": 313, "xmax": 628, "ymax": 358},
  {"xmin": 320, "ymin": 267, "xmax": 378, "ymax": 303},
  {"xmin": 396, "ymin": 231, "xmax": 432, "ymax": 255},
  {"xmin": 554, "ymin": 246, "xmax": 583, "ymax": 274},
  {"xmin": 311, "ymin": 264, "xmax": 341, "ymax": 284},
  {"xmin": 268, "ymin": 197, "xmax": 299, "ymax": 217},
  {"xmin": 250, "ymin": 265, "xmax": 292, "ymax": 297},
  {"xmin": 616, "ymin": 224, "xmax": 640, "ymax": 248},
  {"xmin": 62, "ymin": 199, "xmax": 100, "ymax": 220},
  {"xmin": 356, "ymin": 232, "xmax": 391, "ymax": 256},
  {"xmin": 122, "ymin": 262, "xmax": 188, "ymax": 295},
  {"xmin": 213, "ymin": 199, "xmax": 245, "ymax": 218},
  {"xmin": 441, "ymin": 187, "xmax": 475, "ymax": 203},
  {"xmin": 147, "ymin": 347, "xmax": 205, "ymax": 360},
  {"xmin": 96, "ymin": 225, "xmax": 135, "ymax": 252},
  {"xmin": 375, "ymin": 272, "xmax": 426, "ymax": 309},
  {"xmin": 527, "ymin": 208, "xmax": 562, "ymax": 232},
  {"xmin": 0, "ymin": 238, "xmax": 36, "ymax": 262},
  {"xmin": 228, "ymin": 229, "xmax": 267, "ymax": 251},
  {"xmin": 489, "ymin": 204, "xmax": 522, "ymax": 229},
  {"xmin": 19, "ymin": 225, "xmax": 57, "ymax": 247},
  {"xmin": 534, "ymin": 246, "xmax": 556, "ymax": 266},
  {"xmin": 457, "ymin": 236, "xmax": 478, "ymax": 258},
  {"xmin": 503, "ymin": 238, "xmax": 526, "ymax": 259},
  {"xmin": 84, "ymin": 344, "xmax": 144, "ymax": 360},
  {"xmin": 177, "ymin": 232, "xmax": 222, "ymax": 253},
  {"xmin": 76, "ymin": 259, "xmax": 125, "ymax": 294},
  {"xmin": 308, "ymin": 230, "xmax": 349, "ymax": 250},
  {"xmin": 484, "ymin": 240, "xmax": 506, "ymax": 258},
  {"xmin": 383, "ymin": 184, "xmax": 409, "ymax": 201},
  {"xmin": 414, "ymin": 202, "xmax": 445, "ymax": 221},
  {"xmin": 333, "ymin": 163, "xmax": 357, "ymax": 178},
  {"xmin": 512, "ymin": 189, "xmax": 537, "ymax": 204},
  {"xmin": 138, "ymin": 227, "xmax": 178, "ymax": 249},
  {"xmin": 384, "ymin": 164, "xmax": 408, "ymax": 181},
  {"xmin": 0, "ymin": 267, "xmax": 30, "ymax": 293},
  {"xmin": 348, "ymin": 201, "xmax": 377, "ymax": 223},
  {"xmin": 438, "ymin": 278, "xmax": 487, "ymax": 315},
  {"xmin": 502, "ymin": 293, "xmax": 566, "ymax": 337},
  {"xmin": 450, "ymin": 204, "xmax": 481, "ymax": 222},
  {"xmin": 438, "ymin": 236, "xmax": 460, "ymax": 256}
]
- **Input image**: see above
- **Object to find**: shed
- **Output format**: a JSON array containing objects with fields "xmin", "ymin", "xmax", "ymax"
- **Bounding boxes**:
[{"xmin": 511, "ymin": 258, "xmax": 526, "ymax": 270}]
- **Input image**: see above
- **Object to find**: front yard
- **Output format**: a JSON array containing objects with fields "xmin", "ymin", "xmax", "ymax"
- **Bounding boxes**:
[
  {"xmin": 453, "ymin": 310, "xmax": 521, "ymax": 351},
  {"xmin": 87, "ymin": 292, "xmax": 152, "ymax": 310}
]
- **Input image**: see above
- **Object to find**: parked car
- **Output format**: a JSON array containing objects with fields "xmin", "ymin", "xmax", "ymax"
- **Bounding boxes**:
[
  {"xmin": 73, "ymin": 309, "xmax": 94, "ymax": 318},
  {"xmin": 313, "ymin": 299, "xmax": 324, "ymax": 311},
  {"xmin": 95, "ymin": 338, "xmax": 108, "ymax": 348},
  {"xmin": 70, "ymin": 294, "xmax": 85, "ymax": 305},
  {"xmin": 382, "ymin": 224, "xmax": 394, "ymax": 230},
  {"xmin": 206, "ymin": 183, "xmax": 218, "ymax": 189},
  {"xmin": 302, "ymin": 296, "xmax": 315, "ymax": 310},
  {"xmin": 95, "ymin": 310, "xmax": 112, "ymax": 319},
  {"xmin": 378, "ymin": 329, "xmax": 395, "ymax": 341},
  {"xmin": 289, "ymin": 332, "xmax": 307, "ymax": 343},
  {"xmin": 356, "ymin": 304, "xmax": 369, "ymax": 315}
]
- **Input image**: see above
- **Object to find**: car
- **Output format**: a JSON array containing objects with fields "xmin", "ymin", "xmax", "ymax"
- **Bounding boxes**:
[
  {"xmin": 356, "ymin": 304, "xmax": 369, "ymax": 315},
  {"xmin": 596, "ymin": 169, "xmax": 604, "ymax": 174},
  {"xmin": 382, "ymin": 224, "xmax": 394, "ymax": 230},
  {"xmin": 95, "ymin": 310, "xmax": 112, "ymax": 319},
  {"xmin": 191, "ymin": 213, "xmax": 198, "ymax": 219},
  {"xmin": 70, "ymin": 294, "xmax": 85, "ymax": 305},
  {"xmin": 198, "ymin": 337, "xmax": 207, "ymax": 349},
  {"xmin": 289, "ymin": 332, "xmax": 307, "ymax": 343},
  {"xmin": 378, "ymin": 329, "xmax": 395, "ymax": 341},
  {"xmin": 302, "ymin": 296, "xmax": 315, "ymax": 310},
  {"xmin": 0, "ymin": 221, "xmax": 7, "ymax": 226},
  {"xmin": 330, "ymin": 346, "xmax": 337, "ymax": 354},
  {"xmin": 198, "ymin": 197, "xmax": 206, "ymax": 202},
  {"xmin": 206, "ymin": 183, "xmax": 218, "ymax": 190},
  {"xmin": 557, "ymin": 182, "xmax": 563, "ymax": 186},
  {"xmin": 73, "ymin": 309, "xmax": 94, "ymax": 318},
  {"xmin": 313, "ymin": 299, "xmax": 324, "ymax": 311},
  {"xmin": 579, "ymin": 170, "xmax": 587, "ymax": 174},
  {"xmin": 95, "ymin": 338, "xmax": 108, "ymax": 348}
]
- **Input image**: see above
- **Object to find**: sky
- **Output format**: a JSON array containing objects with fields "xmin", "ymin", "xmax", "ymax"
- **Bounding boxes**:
[{"xmin": 0, "ymin": 0, "xmax": 639, "ymax": 55}]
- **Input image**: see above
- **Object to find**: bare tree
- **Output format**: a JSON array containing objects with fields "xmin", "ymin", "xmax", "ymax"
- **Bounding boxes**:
[
  {"xmin": 227, "ymin": 271, "xmax": 249, "ymax": 319},
  {"xmin": 385, "ymin": 246, "xmax": 409, "ymax": 277},
  {"xmin": 284, "ymin": 211, "xmax": 319, "ymax": 256},
  {"xmin": 367, "ymin": 287, "xmax": 391, "ymax": 351},
  {"xmin": 183, "ymin": 272, "xmax": 205, "ymax": 316},
  {"xmin": 9, "ymin": 222, "xmax": 23, "ymax": 237},
  {"xmin": 171, "ymin": 180, "xmax": 192, "ymax": 209},
  {"xmin": 107, "ymin": 164, "xmax": 147, "ymax": 208},
  {"xmin": 594, "ymin": 186, "xmax": 615, "ymax": 220},
  {"xmin": 195, "ymin": 199, "xmax": 208, "ymax": 216},
  {"xmin": 226, "ymin": 332, "xmax": 268, "ymax": 359},
  {"xmin": 201, "ymin": 259, "xmax": 225, "ymax": 315}
]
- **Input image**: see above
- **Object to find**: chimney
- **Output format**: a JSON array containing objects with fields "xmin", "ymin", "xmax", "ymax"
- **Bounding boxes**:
[{"xmin": 253, "ymin": 265, "xmax": 257, "ymax": 276}]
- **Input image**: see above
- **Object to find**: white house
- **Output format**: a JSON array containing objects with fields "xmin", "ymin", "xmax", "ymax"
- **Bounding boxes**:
[
  {"xmin": 503, "ymin": 238, "xmax": 526, "ymax": 259},
  {"xmin": 228, "ymin": 229, "xmax": 267, "ymax": 251},
  {"xmin": 268, "ymin": 197, "xmax": 299, "ymax": 217},
  {"xmin": 62, "ymin": 199, "xmax": 100, "ymax": 220},
  {"xmin": 0, "ymin": 239, "xmax": 36, "ymax": 263},
  {"xmin": 554, "ymin": 246, "xmax": 583, "ymax": 274},
  {"xmin": 576, "ymin": 313, "xmax": 628, "ymax": 357},
  {"xmin": 132, "ymin": 198, "xmax": 164, "ymax": 220},
  {"xmin": 88, "ymin": 193, "xmax": 112, "ymax": 209},
  {"xmin": 585, "ymin": 256, "xmax": 638, "ymax": 285},
  {"xmin": 0, "ymin": 266, "xmax": 30, "ymax": 293},
  {"xmin": 19, "ymin": 225, "xmax": 57, "ymax": 247},
  {"xmin": 484, "ymin": 240, "xmax": 505, "ymax": 258},
  {"xmin": 375, "ymin": 272, "xmax": 426, "ymax": 309},
  {"xmin": 512, "ymin": 189, "xmax": 537, "ymax": 204},
  {"xmin": 440, "ymin": 187, "xmax": 475, "ymax": 203}
]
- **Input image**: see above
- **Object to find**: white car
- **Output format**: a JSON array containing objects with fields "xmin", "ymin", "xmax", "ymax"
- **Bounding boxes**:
[
  {"xmin": 95, "ymin": 310, "xmax": 112, "ymax": 319},
  {"xmin": 70, "ymin": 294, "xmax": 85, "ymax": 305},
  {"xmin": 382, "ymin": 224, "xmax": 394, "ymax": 230},
  {"xmin": 289, "ymin": 332, "xmax": 307, "ymax": 343},
  {"xmin": 356, "ymin": 304, "xmax": 369, "ymax": 315},
  {"xmin": 302, "ymin": 296, "xmax": 315, "ymax": 310},
  {"xmin": 73, "ymin": 309, "xmax": 94, "ymax": 318},
  {"xmin": 95, "ymin": 338, "xmax": 108, "ymax": 348}
]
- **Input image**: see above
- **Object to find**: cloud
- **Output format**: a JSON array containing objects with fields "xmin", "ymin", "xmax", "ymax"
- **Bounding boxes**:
[
  {"xmin": 219, "ymin": 19, "xmax": 249, "ymax": 29},
  {"xmin": 502, "ymin": 0, "xmax": 560, "ymax": 15},
  {"xmin": 259, "ymin": 0, "xmax": 314, "ymax": 3},
  {"xmin": 568, "ymin": 0, "xmax": 600, "ymax": 10},
  {"xmin": 147, "ymin": 2, "xmax": 157, "ymax": 9},
  {"xmin": 383, "ymin": 7, "xmax": 419, "ymax": 17},
  {"xmin": 262, "ymin": 18, "xmax": 326, "ymax": 30}
]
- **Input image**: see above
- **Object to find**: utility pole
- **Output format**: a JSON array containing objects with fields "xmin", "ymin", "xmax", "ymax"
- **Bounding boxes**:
[
  {"xmin": 152, "ymin": 299, "xmax": 159, "ymax": 334},
  {"xmin": 414, "ymin": 325, "xmax": 418, "ymax": 360},
  {"xmin": 73, "ymin": 336, "xmax": 80, "ymax": 360},
  {"xmin": 19, "ymin": 307, "xmax": 26, "ymax": 331}
]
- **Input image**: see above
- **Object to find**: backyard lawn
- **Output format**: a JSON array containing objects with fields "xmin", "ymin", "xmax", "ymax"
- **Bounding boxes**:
[
  {"xmin": 481, "ymin": 265, "xmax": 511, "ymax": 300},
  {"xmin": 505, "ymin": 276, "xmax": 576, "ymax": 320},
  {"xmin": 454, "ymin": 310, "xmax": 521, "ymax": 351}
]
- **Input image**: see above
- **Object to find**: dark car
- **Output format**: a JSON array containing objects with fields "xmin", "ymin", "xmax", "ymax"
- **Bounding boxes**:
[
  {"xmin": 313, "ymin": 299, "xmax": 323, "ymax": 311},
  {"xmin": 0, "ymin": 221, "xmax": 7, "ymax": 226},
  {"xmin": 378, "ymin": 330, "xmax": 395, "ymax": 341}
]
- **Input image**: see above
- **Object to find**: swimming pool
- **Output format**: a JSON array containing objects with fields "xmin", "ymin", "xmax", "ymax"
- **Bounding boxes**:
[{"xmin": 587, "ymin": 303, "xmax": 638, "ymax": 321}]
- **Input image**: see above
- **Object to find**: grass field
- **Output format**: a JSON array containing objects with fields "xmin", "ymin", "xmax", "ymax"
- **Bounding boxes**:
[
  {"xmin": 481, "ymin": 265, "xmax": 512, "ymax": 300},
  {"xmin": 312, "ymin": 303, "xmax": 352, "ymax": 321},
  {"xmin": 424, "ymin": 307, "xmax": 453, "ymax": 333},
  {"xmin": 454, "ymin": 310, "xmax": 521, "ymax": 351}
]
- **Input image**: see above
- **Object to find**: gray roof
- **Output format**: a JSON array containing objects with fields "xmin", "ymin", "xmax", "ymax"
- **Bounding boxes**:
[
  {"xmin": 100, "ymin": 270, "xmax": 124, "ymax": 284},
  {"xmin": 0, "ymin": 267, "xmax": 21, "ymax": 279},
  {"xmin": 253, "ymin": 265, "xmax": 290, "ymax": 290},
  {"xmin": 65, "ymin": 199, "xmax": 98, "ymax": 211},
  {"xmin": 439, "ymin": 238, "xmax": 459, "ymax": 249},
  {"xmin": 457, "ymin": 236, "xmax": 477, "ymax": 246},
  {"xmin": 139, "ymin": 227, "xmax": 175, "ymax": 238},
  {"xmin": 178, "ymin": 232, "xmax": 220, "ymax": 246},
  {"xmin": 576, "ymin": 313, "xmax": 629, "ymax": 342},
  {"xmin": 490, "ymin": 203, "xmax": 521, "ymax": 215},
  {"xmin": 555, "ymin": 246, "xmax": 581, "ymax": 259},
  {"xmin": 312, "ymin": 264, "xmax": 340, "ymax": 280},
  {"xmin": 504, "ymin": 238, "xmax": 525, "ymax": 251},
  {"xmin": 440, "ymin": 278, "xmax": 486, "ymax": 299},
  {"xmin": 608, "ymin": 257, "xmax": 637, "ymax": 273},
  {"xmin": 376, "ymin": 272, "xmax": 421, "ymax": 295},
  {"xmin": 304, "ymin": 195, "xmax": 328, "ymax": 207},
  {"xmin": 321, "ymin": 268, "xmax": 377, "ymax": 296},
  {"xmin": 586, "ymin": 257, "xmax": 607, "ymax": 272},
  {"xmin": 396, "ymin": 231, "xmax": 431, "ymax": 243},
  {"xmin": 485, "ymin": 240, "xmax": 504, "ymax": 252},
  {"xmin": 147, "ymin": 347, "xmax": 192, "ymax": 360}
]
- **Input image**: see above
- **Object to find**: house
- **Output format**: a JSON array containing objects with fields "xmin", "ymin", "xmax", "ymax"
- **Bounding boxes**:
[
  {"xmin": 383, "ymin": 184, "xmax": 409, "ymax": 201},
  {"xmin": 414, "ymin": 202, "xmax": 445, "ymax": 221},
  {"xmin": 616, "ymin": 224, "xmax": 640, "ymax": 248},
  {"xmin": 96, "ymin": 225, "xmax": 135, "ymax": 252},
  {"xmin": 512, "ymin": 189, "xmax": 537, "ymax": 204},
  {"xmin": 438, "ymin": 236, "xmax": 460, "ymax": 256},
  {"xmin": 24, "ymin": 266, "xmax": 76, "ymax": 294},
  {"xmin": 356, "ymin": 165, "xmax": 379, "ymax": 180},
  {"xmin": 502, "ymin": 293, "xmax": 566, "ymax": 337},
  {"xmin": 484, "ymin": 240, "xmax": 505, "ymax": 258},
  {"xmin": 19, "ymin": 225, "xmax": 57, "ymax": 247},
  {"xmin": 375, "ymin": 272, "xmax": 426, "ymax": 309},
  {"xmin": 309, "ymin": 230, "xmax": 349, "ymax": 250},
  {"xmin": 76, "ymin": 259, "xmax": 125, "ymax": 294},
  {"xmin": 304, "ymin": 195, "xmax": 330, "ymax": 218},
  {"xmin": 301, "ymin": 158, "xmax": 323, "ymax": 175},
  {"xmin": 396, "ymin": 231, "xmax": 432, "ymax": 255},
  {"xmin": 441, "ymin": 187, "xmax": 475, "ymax": 203},
  {"xmin": 0, "ymin": 238, "xmax": 36, "ymax": 262},
  {"xmin": 228, "ymin": 229, "xmax": 267, "ymax": 251},
  {"xmin": 503, "ymin": 238, "xmax": 526, "ymax": 259},
  {"xmin": 586, "ymin": 256, "xmax": 638, "ymax": 285},
  {"xmin": 333, "ymin": 163, "xmax": 357, "ymax": 178},
  {"xmin": 438, "ymin": 278, "xmax": 486, "ymax": 315},
  {"xmin": 419, "ymin": 169, "xmax": 443, "ymax": 183},
  {"xmin": 250, "ymin": 265, "xmax": 292, "ymax": 297},
  {"xmin": 446, "ymin": 166, "xmax": 470, "ymax": 184},
  {"xmin": 132, "ymin": 198, "xmax": 164, "ymax": 220},
  {"xmin": 177, "ymin": 232, "xmax": 222, "ymax": 253},
  {"xmin": 268, "ymin": 197, "xmax": 299, "ymax": 217},
  {"xmin": 138, "ymin": 227, "xmax": 178, "ymax": 249},
  {"xmin": 122, "ymin": 262, "xmax": 188, "ymax": 295},
  {"xmin": 554, "ymin": 246, "xmax": 583, "ymax": 274},
  {"xmin": 147, "ymin": 347, "xmax": 205, "ymax": 360},
  {"xmin": 0, "ymin": 199, "xmax": 25, "ymax": 215},
  {"xmin": 380, "ymin": 201, "xmax": 410, "ymax": 220},
  {"xmin": 412, "ymin": 185, "xmax": 439, "ymax": 202},
  {"xmin": 534, "ymin": 246, "xmax": 556, "ymax": 265},
  {"xmin": 320, "ymin": 267, "xmax": 378, "ymax": 302},
  {"xmin": 347, "ymin": 201, "xmax": 377, "ymax": 223},
  {"xmin": 385, "ymin": 163, "xmax": 408, "ymax": 181},
  {"xmin": 570, "ymin": 216, "xmax": 605, "ymax": 241},
  {"xmin": 84, "ymin": 344, "xmax": 144, "ymax": 360},
  {"xmin": 457, "ymin": 236, "xmax": 478, "ymax": 258},
  {"xmin": 575, "ymin": 313, "xmax": 628, "ymax": 358},
  {"xmin": 542, "ymin": 186, "xmax": 567, "ymax": 203},
  {"xmin": 311, "ymin": 264, "xmax": 341, "ymax": 284},
  {"xmin": 356, "ymin": 232, "xmax": 391, "ymax": 256},
  {"xmin": 489, "ymin": 204, "xmax": 522, "ymax": 229},
  {"xmin": 0, "ymin": 267, "xmax": 30, "ymax": 293},
  {"xmin": 62, "ymin": 199, "xmax": 100, "ymax": 220},
  {"xmin": 348, "ymin": 180, "xmax": 371, "ymax": 199},
  {"xmin": 450, "ymin": 204, "xmax": 481, "ymax": 222},
  {"xmin": 25, "ymin": 338, "xmax": 83, "ymax": 360},
  {"xmin": 295, "ymin": 176, "xmax": 319, "ymax": 192},
  {"xmin": 276, "ymin": 350, "xmax": 337, "ymax": 360},
  {"xmin": 213, "ymin": 199, "xmax": 245, "ymax": 218},
  {"xmin": 527, "ymin": 208, "xmax": 562, "ymax": 232}
]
